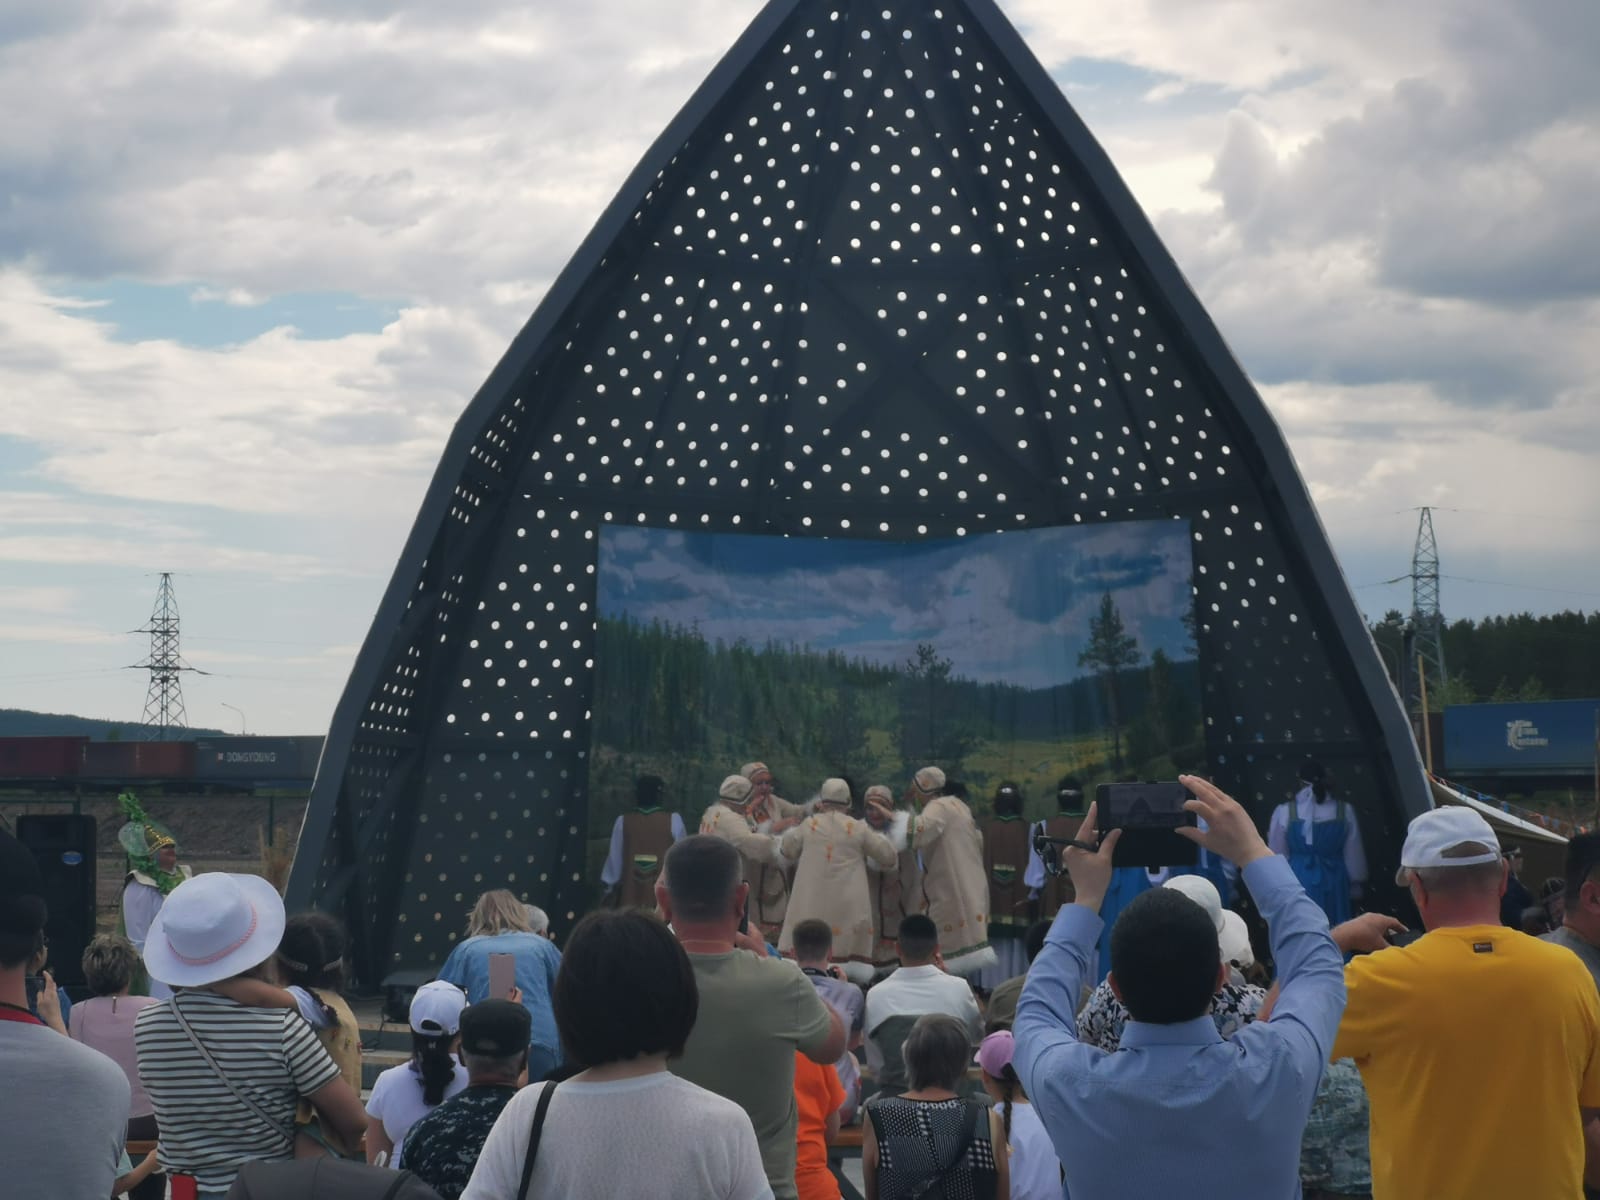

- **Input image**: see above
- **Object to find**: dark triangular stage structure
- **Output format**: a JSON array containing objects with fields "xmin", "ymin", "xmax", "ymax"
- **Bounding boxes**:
[{"xmin": 287, "ymin": 0, "xmax": 1429, "ymax": 983}]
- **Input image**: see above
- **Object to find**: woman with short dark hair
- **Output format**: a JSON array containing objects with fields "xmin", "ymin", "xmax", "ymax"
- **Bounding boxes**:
[
  {"xmin": 461, "ymin": 910, "xmax": 771, "ymax": 1199},
  {"xmin": 71, "ymin": 934, "xmax": 163, "ymax": 1200},
  {"xmin": 862, "ymin": 1013, "xmax": 1007, "ymax": 1200}
]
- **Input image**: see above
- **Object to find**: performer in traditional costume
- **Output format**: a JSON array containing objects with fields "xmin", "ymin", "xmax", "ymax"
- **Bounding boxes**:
[
  {"xmin": 740, "ymin": 761, "xmax": 812, "ymax": 823},
  {"xmin": 1267, "ymin": 760, "xmax": 1367, "ymax": 924},
  {"xmin": 600, "ymin": 774, "xmax": 687, "ymax": 910},
  {"xmin": 864, "ymin": 784, "xmax": 921, "ymax": 973},
  {"xmin": 699, "ymin": 774, "xmax": 790, "ymax": 940},
  {"xmin": 980, "ymin": 780, "xmax": 1033, "ymax": 988},
  {"xmin": 901, "ymin": 766, "xmax": 996, "ymax": 977},
  {"xmin": 118, "ymin": 791, "xmax": 191, "ymax": 1000},
  {"xmin": 1025, "ymin": 776, "xmax": 1086, "ymax": 920},
  {"xmin": 777, "ymin": 778, "xmax": 897, "ymax": 983}
]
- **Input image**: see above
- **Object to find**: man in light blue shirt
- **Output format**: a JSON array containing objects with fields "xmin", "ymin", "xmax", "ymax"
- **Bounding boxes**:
[{"xmin": 1014, "ymin": 774, "xmax": 1346, "ymax": 1200}]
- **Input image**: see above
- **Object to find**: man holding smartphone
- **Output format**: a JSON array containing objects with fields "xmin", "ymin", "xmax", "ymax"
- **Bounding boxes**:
[{"xmin": 1013, "ymin": 775, "xmax": 1346, "ymax": 1200}]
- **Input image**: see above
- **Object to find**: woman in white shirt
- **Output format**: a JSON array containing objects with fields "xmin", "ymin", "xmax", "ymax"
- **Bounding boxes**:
[
  {"xmin": 366, "ymin": 980, "xmax": 470, "ymax": 1166},
  {"xmin": 977, "ymin": 1030, "xmax": 1061, "ymax": 1200},
  {"xmin": 463, "ymin": 910, "xmax": 771, "ymax": 1200}
]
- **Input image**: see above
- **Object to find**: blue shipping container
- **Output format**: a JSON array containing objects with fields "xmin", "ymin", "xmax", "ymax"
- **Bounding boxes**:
[
  {"xmin": 1443, "ymin": 700, "xmax": 1600, "ymax": 776},
  {"xmin": 193, "ymin": 736, "xmax": 324, "ymax": 781}
]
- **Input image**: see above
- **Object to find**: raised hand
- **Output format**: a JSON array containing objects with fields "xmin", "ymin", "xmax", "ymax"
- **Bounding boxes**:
[
  {"xmin": 733, "ymin": 927, "xmax": 770, "ymax": 958},
  {"xmin": 35, "ymin": 970, "xmax": 66, "ymax": 1035},
  {"xmin": 1063, "ymin": 801, "xmax": 1121, "ymax": 914},
  {"xmin": 1332, "ymin": 912, "xmax": 1408, "ymax": 954},
  {"xmin": 1176, "ymin": 775, "xmax": 1271, "ymax": 869}
]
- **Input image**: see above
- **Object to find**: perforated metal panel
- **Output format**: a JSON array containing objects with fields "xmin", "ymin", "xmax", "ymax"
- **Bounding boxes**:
[{"xmin": 287, "ymin": 0, "xmax": 1429, "ymax": 983}]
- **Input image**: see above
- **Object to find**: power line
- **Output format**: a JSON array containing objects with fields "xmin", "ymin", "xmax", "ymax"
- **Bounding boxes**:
[
  {"xmin": 184, "ymin": 634, "xmax": 352, "ymax": 648},
  {"xmin": 0, "ymin": 668, "xmax": 127, "ymax": 685},
  {"xmin": 1319, "ymin": 501, "xmax": 1600, "ymax": 528},
  {"xmin": 1440, "ymin": 575, "xmax": 1600, "ymax": 602}
]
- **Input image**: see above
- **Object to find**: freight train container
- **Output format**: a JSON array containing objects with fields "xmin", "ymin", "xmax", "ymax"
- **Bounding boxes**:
[
  {"xmin": 1443, "ymin": 700, "xmax": 1600, "ymax": 778},
  {"xmin": 192, "ymin": 736, "xmax": 323, "ymax": 782},
  {"xmin": 80, "ymin": 740, "xmax": 196, "ymax": 778},
  {"xmin": 0, "ymin": 736, "xmax": 88, "ymax": 778}
]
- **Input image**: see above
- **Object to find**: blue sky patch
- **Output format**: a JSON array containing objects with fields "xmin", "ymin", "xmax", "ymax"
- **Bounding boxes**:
[{"xmin": 68, "ymin": 280, "xmax": 401, "ymax": 348}]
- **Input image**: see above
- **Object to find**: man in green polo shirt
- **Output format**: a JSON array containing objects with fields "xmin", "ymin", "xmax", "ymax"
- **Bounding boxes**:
[{"xmin": 657, "ymin": 835, "xmax": 846, "ymax": 1200}]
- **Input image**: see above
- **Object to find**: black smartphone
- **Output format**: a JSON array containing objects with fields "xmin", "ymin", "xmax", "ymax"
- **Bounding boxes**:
[
  {"xmin": 1096, "ymin": 781, "xmax": 1199, "ymax": 869},
  {"xmin": 1387, "ymin": 929, "xmax": 1425, "ymax": 948}
]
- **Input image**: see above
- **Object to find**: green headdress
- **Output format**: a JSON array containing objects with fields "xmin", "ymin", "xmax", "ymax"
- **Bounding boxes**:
[{"xmin": 117, "ymin": 791, "xmax": 183, "ymax": 894}]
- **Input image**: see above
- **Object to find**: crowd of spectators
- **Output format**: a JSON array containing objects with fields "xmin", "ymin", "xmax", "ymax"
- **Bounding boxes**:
[{"xmin": 12, "ymin": 771, "xmax": 1600, "ymax": 1200}]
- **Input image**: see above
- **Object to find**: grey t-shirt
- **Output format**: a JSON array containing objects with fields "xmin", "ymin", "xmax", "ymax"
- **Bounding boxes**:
[
  {"xmin": 1543, "ymin": 926, "xmax": 1600, "ymax": 993},
  {"xmin": 669, "ymin": 951, "xmax": 833, "ymax": 1200},
  {"xmin": 1, "ymin": 1016, "xmax": 131, "ymax": 1199}
]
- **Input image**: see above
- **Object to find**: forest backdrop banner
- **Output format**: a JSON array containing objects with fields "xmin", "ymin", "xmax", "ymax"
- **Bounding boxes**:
[{"xmin": 587, "ymin": 521, "xmax": 1201, "ymax": 854}]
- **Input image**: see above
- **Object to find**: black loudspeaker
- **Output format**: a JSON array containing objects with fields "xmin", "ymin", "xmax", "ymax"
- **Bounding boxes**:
[{"xmin": 15, "ymin": 814, "xmax": 97, "ymax": 989}]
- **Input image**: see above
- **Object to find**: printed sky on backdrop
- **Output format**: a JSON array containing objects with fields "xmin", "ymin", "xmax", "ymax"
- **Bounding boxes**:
[
  {"xmin": 597, "ymin": 523, "xmax": 1196, "ymax": 690},
  {"xmin": 2, "ymin": 1, "xmax": 1599, "ymax": 732}
]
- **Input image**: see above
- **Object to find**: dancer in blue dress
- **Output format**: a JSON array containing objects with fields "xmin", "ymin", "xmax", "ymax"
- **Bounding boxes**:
[{"xmin": 1266, "ymin": 761, "xmax": 1367, "ymax": 924}]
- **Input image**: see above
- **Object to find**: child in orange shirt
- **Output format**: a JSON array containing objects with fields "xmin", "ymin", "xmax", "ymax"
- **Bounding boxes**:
[{"xmin": 794, "ymin": 1051, "xmax": 847, "ymax": 1200}]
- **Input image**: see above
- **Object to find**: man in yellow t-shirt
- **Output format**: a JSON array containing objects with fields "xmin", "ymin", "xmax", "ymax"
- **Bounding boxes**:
[{"xmin": 1333, "ymin": 806, "xmax": 1600, "ymax": 1199}]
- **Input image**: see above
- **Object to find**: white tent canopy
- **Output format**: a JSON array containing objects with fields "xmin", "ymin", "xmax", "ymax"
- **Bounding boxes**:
[{"xmin": 1429, "ymin": 776, "xmax": 1567, "ymax": 846}]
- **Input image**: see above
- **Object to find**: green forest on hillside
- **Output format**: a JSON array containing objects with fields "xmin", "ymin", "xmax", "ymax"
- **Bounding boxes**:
[
  {"xmin": 587, "ymin": 601, "xmax": 1203, "ymax": 836},
  {"xmin": 0, "ymin": 709, "xmax": 225, "ymax": 739},
  {"xmin": 1370, "ymin": 610, "xmax": 1600, "ymax": 706}
]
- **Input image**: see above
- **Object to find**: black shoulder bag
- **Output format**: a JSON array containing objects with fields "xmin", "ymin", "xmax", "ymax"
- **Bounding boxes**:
[{"xmin": 513, "ymin": 1080, "xmax": 559, "ymax": 1200}]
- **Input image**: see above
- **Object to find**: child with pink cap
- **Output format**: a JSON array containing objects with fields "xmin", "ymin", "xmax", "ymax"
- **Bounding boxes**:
[{"xmin": 975, "ymin": 1030, "xmax": 1061, "ymax": 1200}]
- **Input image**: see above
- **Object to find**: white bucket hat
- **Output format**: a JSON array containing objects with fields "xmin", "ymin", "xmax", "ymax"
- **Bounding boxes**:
[
  {"xmin": 1162, "ymin": 875, "xmax": 1225, "ymax": 935},
  {"xmin": 143, "ymin": 872, "xmax": 286, "ymax": 988},
  {"xmin": 1220, "ymin": 910, "xmax": 1255, "ymax": 969}
]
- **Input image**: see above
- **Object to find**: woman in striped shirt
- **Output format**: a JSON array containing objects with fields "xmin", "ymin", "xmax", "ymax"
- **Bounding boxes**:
[{"xmin": 134, "ymin": 874, "xmax": 368, "ymax": 1199}]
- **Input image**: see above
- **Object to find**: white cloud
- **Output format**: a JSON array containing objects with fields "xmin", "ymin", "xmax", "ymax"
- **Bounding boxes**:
[
  {"xmin": 2, "ymin": 0, "xmax": 1598, "ymax": 730},
  {"xmin": 190, "ymin": 286, "xmax": 266, "ymax": 307}
]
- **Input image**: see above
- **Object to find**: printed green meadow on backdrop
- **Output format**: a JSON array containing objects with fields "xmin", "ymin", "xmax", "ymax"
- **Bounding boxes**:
[{"xmin": 587, "ymin": 521, "xmax": 1202, "ymax": 876}]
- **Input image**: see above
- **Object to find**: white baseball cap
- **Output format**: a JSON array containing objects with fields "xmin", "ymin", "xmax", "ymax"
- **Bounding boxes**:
[
  {"xmin": 1162, "ymin": 875, "xmax": 1225, "ymax": 935},
  {"xmin": 410, "ymin": 979, "xmax": 469, "ymax": 1035},
  {"xmin": 1395, "ymin": 806, "xmax": 1502, "ymax": 885},
  {"xmin": 143, "ymin": 873, "xmax": 285, "ymax": 988}
]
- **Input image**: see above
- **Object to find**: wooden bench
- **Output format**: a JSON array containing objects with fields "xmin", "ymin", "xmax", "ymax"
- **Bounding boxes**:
[{"xmin": 829, "ymin": 1124, "xmax": 866, "ymax": 1200}]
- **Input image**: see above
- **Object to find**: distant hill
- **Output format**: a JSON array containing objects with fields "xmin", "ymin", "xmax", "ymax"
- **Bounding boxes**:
[{"xmin": 0, "ymin": 708, "xmax": 227, "ymax": 740}]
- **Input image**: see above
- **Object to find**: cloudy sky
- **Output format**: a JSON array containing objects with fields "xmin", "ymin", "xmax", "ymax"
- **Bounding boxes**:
[
  {"xmin": 2, "ymin": 0, "xmax": 1597, "ymax": 734},
  {"xmin": 598, "ymin": 523, "xmax": 1195, "ymax": 689}
]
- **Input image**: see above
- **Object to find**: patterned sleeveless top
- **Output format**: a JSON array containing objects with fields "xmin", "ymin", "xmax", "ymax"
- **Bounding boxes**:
[{"xmin": 866, "ymin": 1096, "xmax": 998, "ymax": 1200}]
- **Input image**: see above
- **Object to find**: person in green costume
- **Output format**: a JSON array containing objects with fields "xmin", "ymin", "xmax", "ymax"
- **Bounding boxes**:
[{"xmin": 117, "ymin": 792, "xmax": 191, "ymax": 999}]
